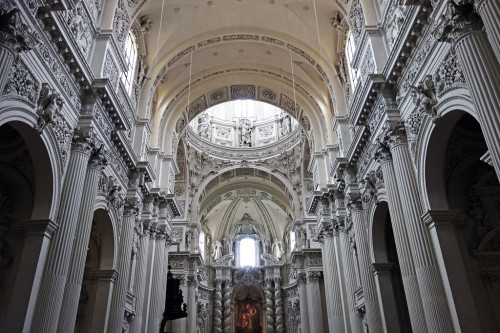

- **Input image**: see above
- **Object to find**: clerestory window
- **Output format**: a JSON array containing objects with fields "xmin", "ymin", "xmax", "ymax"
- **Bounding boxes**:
[
  {"xmin": 121, "ymin": 32, "xmax": 138, "ymax": 94},
  {"xmin": 346, "ymin": 32, "xmax": 360, "ymax": 89}
]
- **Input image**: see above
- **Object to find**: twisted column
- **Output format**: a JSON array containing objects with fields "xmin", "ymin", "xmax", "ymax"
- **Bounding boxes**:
[
  {"xmin": 108, "ymin": 198, "xmax": 142, "ymax": 332},
  {"xmin": 274, "ymin": 277, "xmax": 284, "ymax": 333},
  {"xmin": 213, "ymin": 280, "xmax": 223, "ymax": 333},
  {"xmin": 57, "ymin": 149, "xmax": 108, "ymax": 333},
  {"xmin": 349, "ymin": 201, "xmax": 383, "ymax": 333},
  {"xmin": 129, "ymin": 228, "xmax": 149, "ymax": 333},
  {"xmin": 31, "ymin": 130, "xmax": 95, "ymax": 333},
  {"xmin": 146, "ymin": 231, "xmax": 167, "ymax": 333},
  {"xmin": 223, "ymin": 281, "xmax": 232, "ymax": 332},
  {"xmin": 266, "ymin": 278, "xmax": 275, "ymax": 333},
  {"xmin": 339, "ymin": 229, "xmax": 364, "ymax": 333},
  {"xmin": 387, "ymin": 127, "xmax": 453, "ymax": 332},
  {"xmin": 375, "ymin": 144, "xmax": 427, "ymax": 332}
]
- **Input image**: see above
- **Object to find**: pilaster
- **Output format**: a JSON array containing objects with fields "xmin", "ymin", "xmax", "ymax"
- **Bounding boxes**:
[
  {"xmin": 375, "ymin": 142, "xmax": 427, "ymax": 332},
  {"xmin": 347, "ymin": 197, "xmax": 384, "ymax": 333},
  {"xmin": 108, "ymin": 197, "xmax": 143, "ymax": 332},
  {"xmin": 476, "ymin": 0, "xmax": 500, "ymax": 61},
  {"xmin": 58, "ymin": 147, "xmax": 109, "ymax": 333},
  {"xmin": 31, "ymin": 129, "xmax": 96, "ymax": 333},
  {"xmin": 437, "ymin": 1, "xmax": 500, "ymax": 180},
  {"xmin": 386, "ymin": 126, "xmax": 454, "ymax": 332},
  {"xmin": 146, "ymin": 231, "xmax": 167, "ymax": 332},
  {"xmin": 306, "ymin": 272, "xmax": 325, "ymax": 333}
]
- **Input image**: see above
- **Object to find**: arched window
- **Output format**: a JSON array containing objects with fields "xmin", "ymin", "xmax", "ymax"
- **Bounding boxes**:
[
  {"xmin": 199, "ymin": 230, "xmax": 206, "ymax": 260},
  {"xmin": 239, "ymin": 237, "xmax": 257, "ymax": 267},
  {"xmin": 345, "ymin": 32, "xmax": 360, "ymax": 88},
  {"xmin": 121, "ymin": 32, "xmax": 138, "ymax": 94},
  {"xmin": 290, "ymin": 230, "xmax": 296, "ymax": 252}
]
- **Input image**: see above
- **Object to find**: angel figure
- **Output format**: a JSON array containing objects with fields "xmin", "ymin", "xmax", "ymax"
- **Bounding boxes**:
[{"xmin": 34, "ymin": 83, "xmax": 64, "ymax": 133}]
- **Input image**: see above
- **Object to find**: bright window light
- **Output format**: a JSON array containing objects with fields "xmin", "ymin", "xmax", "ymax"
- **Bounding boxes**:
[{"xmin": 240, "ymin": 238, "xmax": 256, "ymax": 267}]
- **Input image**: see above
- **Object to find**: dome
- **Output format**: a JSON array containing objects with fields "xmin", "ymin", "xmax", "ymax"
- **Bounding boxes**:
[{"xmin": 187, "ymin": 100, "xmax": 301, "ymax": 160}]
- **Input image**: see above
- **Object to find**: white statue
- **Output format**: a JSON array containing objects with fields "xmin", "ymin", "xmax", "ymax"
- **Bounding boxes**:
[
  {"xmin": 213, "ymin": 240, "xmax": 222, "ymax": 260},
  {"xmin": 272, "ymin": 240, "xmax": 283, "ymax": 259}
]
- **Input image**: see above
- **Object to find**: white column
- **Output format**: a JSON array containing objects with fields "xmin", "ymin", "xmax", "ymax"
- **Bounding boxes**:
[
  {"xmin": 266, "ymin": 278, "xmax": 275, "ymax": 333},
  {"xmin": 339, "ymin": 229, "xmax": 364, "ymax": 333},
  {"xmin": 31, "ymin": 131, "xmax": 95, "ymax": 333},
  {"xmin": 146, "ymin": 232, "xmax": 167, "ymax": 332},
  {"xmin": 349, "ymin": 202, "xmax": 383, "ymax": 333},
  {"xmin": 274, "ymin": 277, "xmax": 284, "ymax": 333},
  {"xmin": 306, "ymin": 272, "xmax": 325, "ymax": 333},
  {"xmin": 186, "ymin": 275, "xmax": 197, "ymax": 333},
  {"xmin": 213, "ymin": 280, "xmax": 223, "ymax": 333},
  {"xmin": 108, "ymin": 198, "xmax": 142, "ymax": 332},
  {"xmin": 321, "ymin": 228, "xmax": 346, "ymax": 332},
  {"xmin": 57, "ymin": 149, "xmax": 108, "ymax": 333},
  {"xmin": 376, "ymin": 147, "xmax": 427, "ymax": 332},
  {"xmin": 297, "ymin": 274, "xmax": 310, "ymax": 333},
  {"xmin": 387, "ymin": 127, "xmax": 454, "ymax": 332},
  {"xmin": 442, "ymin": 5, "xmax": 500, "ymax": 179},
  {"xmin": 476, "ymin": 0, "xmax": 500, "ymax": 61},
  {"xmin": 129, "ymin": 228, "xmax": 151, "ymax": 333}
]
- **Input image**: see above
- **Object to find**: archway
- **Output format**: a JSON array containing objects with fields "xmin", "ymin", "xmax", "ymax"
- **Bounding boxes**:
[
  {"xmin": 75, "ymin": 208, "xmax": 116, "ymax": 333},
  {"xmin": 371, "ymin": 201, "xmax": 411, "ymax": 332},
  {"xmin": 0, "ymin": 122, "xmax": 55, "ymax": 332},
  {"xmin": 424, "ymin": 112, "xmax": 500, "ymax": 331},
  {"xmin": 233, "ymin": 285, "xmax": 264, "ymax": 333}
]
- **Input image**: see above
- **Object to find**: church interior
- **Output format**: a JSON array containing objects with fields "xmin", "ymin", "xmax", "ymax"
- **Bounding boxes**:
[{"xmin": 0, "ymin": 0, "xmax": 500, "ymax": 332}]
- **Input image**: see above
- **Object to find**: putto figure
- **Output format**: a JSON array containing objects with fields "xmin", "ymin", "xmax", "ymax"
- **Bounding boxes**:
[{"xmin": 34, "ymin": 83, "xmax": 64, "ymax": 133}]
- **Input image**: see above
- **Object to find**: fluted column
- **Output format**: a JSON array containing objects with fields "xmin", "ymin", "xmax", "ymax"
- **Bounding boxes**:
[
  {"xmin": 476, "ymin": 0, "xmax": 500, "ymax": 60},
  {"xmin": 108, "ymin": 198, "xmax": 142, "ymax": 332},
  {"xmin": 266, "ymin": 278, "xmax": 275, "ymax": 333},
  {"xmin": 146, "ymin": 231, "xmax": 167, "ymax": 332},
  {"xmin": 306, "ymin": 272, "xmax": 325, "ymax": 333},
  {"xmin": 57, "ymin": 149, "xmax": 108, "ymax": 333},
  {"xmin": 129, "ymin": 228, "xmax": 149, "ymax": 333},
  {"xmin": 298, "ymin": 274, "xmax": 310, "ymax": 333},
  {"xmin": 213, "ymin": 280, "xmax": 223, "ymax": 333},
  {"xmin": 339, "ymin": 229, "xmax": 364, "ymax": 333},
  {"xmin": 223, "ymin": 280, "xmax": 232, "ymax": 332},
  {"xmin": 349, "ymin": 203, "xmax": 383, "ymax": 333},
  {"xmin": 375, "ymin": 145, "xmax": 427, "ymax": 332},
  {"xmin": 31, "ymin": 130, "xmax": 95, "ymax": 333},
  {"xmin": 387, "ymin": 127, "xmax": 454, "ymax": 332},
  {"xmin": 439, "ymin": 4, "xmax": 500, "ymax": 179},
  {"xmin": 321, "ymin": 227, "xmax": 346, "ymax": 332},
  {"xmin": 274, "ymin": 277, "xmax": 284, "ymax": 333}
]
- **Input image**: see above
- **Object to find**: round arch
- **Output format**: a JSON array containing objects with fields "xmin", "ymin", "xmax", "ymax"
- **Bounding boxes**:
[{"xmin": 0, "ymin": 109, "xmax": 58, "ymax": 220}]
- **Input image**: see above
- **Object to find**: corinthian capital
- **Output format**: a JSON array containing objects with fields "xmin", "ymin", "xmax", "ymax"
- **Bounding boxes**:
[
  {"xmin": 386, "ymin": 125, "xmax": 408, "ymax": 149},
  {"xmin": 374, "ymin": 139, "xmax": 392, "ymax": 165},
  {"xmin": 71, "ymin": 127, "xmax": 95, "ymax": 154},
  {"xmin": 433, "ymin": 1, "xmax": 483, "ymax": 43},
  {"xmin": 124, "ymin": 198, "xmax": 142, "ymax": 216},
  {"xmin": 0, "ymin": 9, "xmax": 38, "ymax": 53}
]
